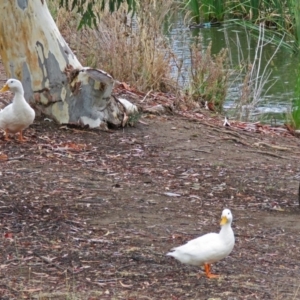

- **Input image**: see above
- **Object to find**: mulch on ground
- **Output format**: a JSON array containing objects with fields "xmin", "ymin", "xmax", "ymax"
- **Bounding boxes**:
[{"xmin": 0, "ymin": 110, "xmax": 299, "ymax": 299}]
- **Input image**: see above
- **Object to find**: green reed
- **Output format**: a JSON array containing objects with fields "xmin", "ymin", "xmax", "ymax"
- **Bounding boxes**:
[
  {"xmin": 182, "ymin": 0, "xmax": 299, "ymax": 51},
  {"xmin": 289, "ymin": 0, "xmax": 300, "ymax": 49},
  {"xmin": 291, "ymin": 64, "xmax": 300, "ymax": 129}
]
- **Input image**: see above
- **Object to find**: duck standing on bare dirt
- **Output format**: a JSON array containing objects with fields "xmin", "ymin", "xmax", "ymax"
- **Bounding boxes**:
[
  {"xmin": 167, "ymin": 208, "xmax": 235, "ymax": 278},
  {"xmin": 0, "ymin": 79, "xmax": 35, "ymax": 142}
]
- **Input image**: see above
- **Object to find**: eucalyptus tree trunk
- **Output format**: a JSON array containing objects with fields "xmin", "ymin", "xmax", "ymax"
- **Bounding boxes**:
[{"xmin": 0, "ymin": 0, "xmax": 134, "ymax": 128}]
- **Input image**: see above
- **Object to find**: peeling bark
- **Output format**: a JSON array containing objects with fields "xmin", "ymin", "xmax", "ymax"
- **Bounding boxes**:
[{"xmin": 0, "ymin": 0, "xmax": 134, "ymax": 128}]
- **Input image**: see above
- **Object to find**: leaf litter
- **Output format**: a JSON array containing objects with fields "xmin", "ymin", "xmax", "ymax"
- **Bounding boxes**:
[{"xmin": 0, "ymin": 109, "xmax": 299, "ymax": 299}]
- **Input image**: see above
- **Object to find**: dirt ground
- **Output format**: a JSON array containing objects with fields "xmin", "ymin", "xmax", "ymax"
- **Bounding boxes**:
[
  {"xmin": 1, "ymin": 112, "xmax": 300, "ymax": 300},
  {"xmin": 1, "ymin": 63, "xmax": 300, "ymax": 300}
]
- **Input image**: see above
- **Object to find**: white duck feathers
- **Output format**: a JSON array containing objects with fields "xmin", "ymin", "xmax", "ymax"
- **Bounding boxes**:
[
  {"xmin": 167, "ymin": 209, "xmax": 235, "ymax": 267},
  {"xmin": 0, "ymin": 79, "xmax": 35, "ymax": 139}
]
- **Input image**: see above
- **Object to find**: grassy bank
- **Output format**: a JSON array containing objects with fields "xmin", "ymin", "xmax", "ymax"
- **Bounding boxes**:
[
  {"xmin": 184, "ymin": 0, "xmax": 300, "ymax": 52},
  {"xmin": 48, "ymin": 0, "xmax": 300, "ymax": 125}
]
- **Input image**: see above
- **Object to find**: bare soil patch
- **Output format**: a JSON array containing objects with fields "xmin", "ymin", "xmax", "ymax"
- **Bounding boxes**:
[{"xmin": 0, "ymin": 109, "xmax": 299, "ymax": 299}]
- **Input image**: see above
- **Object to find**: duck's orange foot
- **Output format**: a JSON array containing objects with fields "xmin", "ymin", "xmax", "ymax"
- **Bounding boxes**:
[
  {"xmin": 204, "ymin": 263, "xmax": 220, "ymax": 279},
  {"xmin": 206, "ymin": 273, "xmax": 220, "ymax": 279},
  {"xmin": 3, "ymin": 130, "xmax": 10, "ymax": 141},
  {"xmin": 18, "ymin": 137, "xmax": 27, "ymax": 142},
  {"xmin": 18, "ymin": 131, "xmax": 28, "ymax": 142}
]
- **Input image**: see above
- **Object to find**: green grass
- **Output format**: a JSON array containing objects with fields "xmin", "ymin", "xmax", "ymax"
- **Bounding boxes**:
[
  {"xmin": 185, "ymin": 0, "xmax": 201, "ymax": 23},
  {"xmin": 290, "ymin": 0, "xmax": 300, "ymax": 49},
  {"xmin": 182, "ymin": 0, "xmax": 300, "ymax": 51},
  {"xmin": 290, "ymin": 64, "xmax": 300, "ymax": 129}
]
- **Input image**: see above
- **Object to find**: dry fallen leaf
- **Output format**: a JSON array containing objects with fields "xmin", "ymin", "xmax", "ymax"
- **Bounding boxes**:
[
  {"xmin": 0, "ymin": 153, "xmax": 8, "ymax": 160},
  {"xmin": 4, "ymin": 232, "xmax": 13, "ymax": 239},
  {"xmin": 119, "ymin": 281, "xmax": 133, "ymax": 288}
]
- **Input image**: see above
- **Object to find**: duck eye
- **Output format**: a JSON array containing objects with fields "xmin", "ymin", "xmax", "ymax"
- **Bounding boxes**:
[{"xmin": 10, "ymin": 80, "xmax": 13, "ymax": 84}]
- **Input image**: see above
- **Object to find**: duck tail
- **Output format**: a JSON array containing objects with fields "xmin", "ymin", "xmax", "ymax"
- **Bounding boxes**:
[{"xmin": 166, "ymin": 251, "xmax": 175, "ymax": 257}]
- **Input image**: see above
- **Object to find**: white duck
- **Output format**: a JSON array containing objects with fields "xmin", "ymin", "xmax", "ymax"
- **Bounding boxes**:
[
  {"xmin": 0, "ymin": 79, "xmax": 35, "ymax": 141},
  {"xmin": 167, "ymin": 208, "xmax": 235, "ymax": 278}
]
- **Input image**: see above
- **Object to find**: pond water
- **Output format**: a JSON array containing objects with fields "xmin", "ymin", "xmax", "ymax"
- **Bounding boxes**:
[{"xmin": 169, "ymin": 22, "xmax": 299, "ymax": 123}]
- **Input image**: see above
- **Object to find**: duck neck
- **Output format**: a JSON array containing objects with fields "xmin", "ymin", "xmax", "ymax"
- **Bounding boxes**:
[
  {"xmin": 219, "ymin": 223, "xmax": 232, "ymax": 236},
  {"xmin": 13, "ymin": 91, "xmax": 25, "ymax": 104}
]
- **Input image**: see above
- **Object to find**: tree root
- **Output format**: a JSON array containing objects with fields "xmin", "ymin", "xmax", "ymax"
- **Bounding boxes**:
[
  {"xmin": 253, "ymin": 142, "xmax": 290, "ymax": 151},
  {"xmin": 219, "ymin": 137, "xmax": 252, "ymax": 147},
  {"xmin": 243, "ymin": 149, "xmax": 286, "ymax": 159}
]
